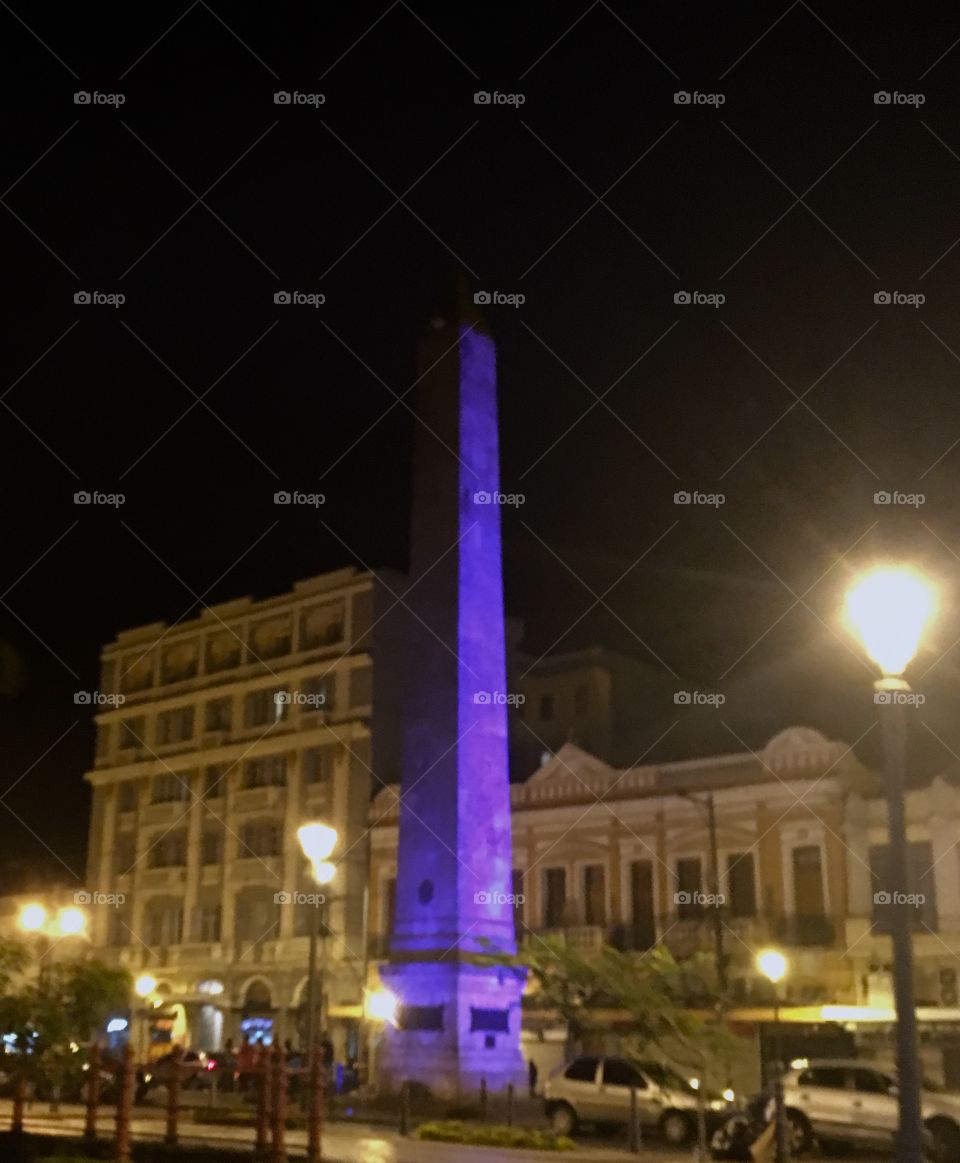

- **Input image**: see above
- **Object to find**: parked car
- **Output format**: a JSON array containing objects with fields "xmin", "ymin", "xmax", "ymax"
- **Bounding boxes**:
[
  {"xmin": 543, "ymin": 1055, "xmax": 735, "ymax": 1145},
  {"xmin": 781, "ymin": 1058, "xmax": 959, "ymax": 1158},
  {"xmin": 135, "ymin": 1049, "xmax": 216, "ymax": 1102}
]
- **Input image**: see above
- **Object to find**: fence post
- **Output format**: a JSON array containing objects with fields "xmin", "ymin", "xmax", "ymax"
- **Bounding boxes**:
[
  {"xmin": 255, "ymin": 1058, "xmax": 271, "ymax": 1157},
  {"xmin": 84, "ymin": 1043, "xmax": 101, "ymax": 1142},
  {"xmin": 399, "ymin": 1079, "xmax": 410, "ymax": 1136},
  {"xmin": 270, "ymin": 1044, "xmax": 287, "ymax": 1163},
  {"xmin": 506, "ymin": 1081, "xmax": 514, "ymax": 1127},
  {"xmin": 479, "ymin": 1076, "xmax": 488, "ymax": 1123},
  {"xmin": 307, "ymin": 1043, "xmax": 324, "ymax": 1163},
  {"xmin": 628, "ymin": 1085, "xmax": 640, "ymax": 1153},
  {"xmin": 11, "ymin": 1074, "xmax": 26, "ymax": 1134},
  {"xmin": 164, "ymin": 1046, "xmax": 182, "ymax": 1146},
  {"xmin": 114, "ymin": 1041, "xmax": 134, "ymax": 1163}
]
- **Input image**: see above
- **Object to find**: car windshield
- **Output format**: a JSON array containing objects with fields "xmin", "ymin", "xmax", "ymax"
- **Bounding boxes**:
[{"xmin": 637, "ymin": 1061, "xmax": 696, "ymax": 1094}]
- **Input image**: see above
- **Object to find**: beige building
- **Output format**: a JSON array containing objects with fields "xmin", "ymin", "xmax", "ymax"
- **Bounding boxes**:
[
  {"xmin": 83, "ymin": 567, "xmax": 405, "ymax": 1057},
  {"xmin": 369, "ymin": 727, "xmax": 874, "ymax": 1082}
]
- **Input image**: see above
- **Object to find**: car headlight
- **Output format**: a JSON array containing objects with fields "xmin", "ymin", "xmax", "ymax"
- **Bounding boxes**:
[{"xmin": 709, "ymin": 1099, "xmax": 726, "ymax": 1111}]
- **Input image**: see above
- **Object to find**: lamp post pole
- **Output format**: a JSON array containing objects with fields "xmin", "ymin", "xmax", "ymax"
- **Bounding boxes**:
[
  {"xmin": 772, "ymin": 991, "xmax": 787, "ymax": 1163},
  {"xmin": 878, "ymin": 678, "xmax": 925, "ymax": 1163},
  {"xmin": 305, "ymin": 899, "xmax": 320, "ymax": 1056}
]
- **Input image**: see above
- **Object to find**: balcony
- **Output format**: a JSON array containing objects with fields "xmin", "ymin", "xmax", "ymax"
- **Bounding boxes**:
[{"xmin": 774, "ymin": 914, "xmax": 836, "ymax": 947}]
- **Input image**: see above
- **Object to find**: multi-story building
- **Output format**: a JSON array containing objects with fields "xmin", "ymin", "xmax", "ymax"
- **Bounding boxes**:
[
  {"xmin": 369, "ymin": 726, "xmax": 875, "ymax": 1087},
  {"xmin": 84, "ymin": 567, "xmax": 405, "ymax": 1057}
]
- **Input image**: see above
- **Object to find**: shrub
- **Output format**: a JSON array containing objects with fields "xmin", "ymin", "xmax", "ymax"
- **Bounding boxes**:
[{"xmin": 417, "ymin": 1121, "xmax": 575, "ymax": 1150}]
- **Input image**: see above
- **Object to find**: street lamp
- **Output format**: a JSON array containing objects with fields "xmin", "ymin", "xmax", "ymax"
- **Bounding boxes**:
[
  {"xmin": 298, "ymin": 823, "xmax": 337, "ymax": 1057},
  {"xmin": 18, "ymin": 903, "xmax": 47, "ymax": 932},
  {"xmin": 757, "ymin": 949, "xmax": 788, "ymax": 1163},
  {"xmin": 845, "ymin": 566, "xmax": 935, "ymax": 1163},
  {"xmin": 56, "ymin": 907, "xmax": 87, "ymax": 937}
]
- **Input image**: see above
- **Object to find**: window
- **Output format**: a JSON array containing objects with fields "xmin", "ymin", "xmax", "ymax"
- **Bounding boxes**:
[
  {"xmin": 574, "ymin": 684, "xmax": 590, "ymax": 715},
  {"xmin": 156, "ymin": 706, "xmax": 194, "ymax": 746},
  {"xmin": 234, "ymin": 887, "xmax": 280, "ymax": 942},
  {"xmin": 249, "ymin": 615, "xmax": 292, "ymax": 660},
  {"xmin": 349, "ymin": 666, "xmax": 372, "ymax": 708},
  {"xmin": 192, "ymin": 904, "xmax": 221, "ymax": 942},
  {"xmin": 151, "ymin": 772, "xmax": 189, "ymax": 803},
  {"xmin": 204, "ymin": 765, "xmax": 227, "ymax": 798},
  {"xmin": 300, "ymin": 601, "xmax": 344, "ymax": 649},
  {"xmin": 792, "ymin": 845, "xmax": 826, "ymax": 917},
  {"xmin": 240, "ymin": 819, "xmax": 282, "ymax": 858},
  {"xmin": 118, "ymin": 716, "xmax": 145, "ymax": 750},
  {"xmin": 205, "ymin": 697, "xmax": 232, "ymax": 731},
  {"xmin": 603, "ymin": 1059, "xmax": 645, "ymax": 1088},
  {"xmin": 96, "ymin": 724, "xmax": 111, "ymax": 757},
  {"xmin": 120, "ymin": 651, "xmax": 153, "ymax": 694},
  {"xmin": 245, "ymin": 687, "xmax": 288, "ymax": 728},
  {"xmin": 160, "ymin": 640, "xmax": 199, "ymax": 683},
  {"xmin": 853, "ymin": 1068, "xmax": 894, "ymax": 1094},
  {"xmin": 798, "ymin": 1066, "xmax": 848, "ymax": 1089},
  {"xmin": 583, "ymin": 864, "xmax": 606, "ymax": 926},
  {"xmin": 544, "ymin": 867, "xmax": 567, "ymax": 928},
  {"xmin": 114, "ymin": 834, "xmax": 135, "ymax": 876},
  {"xmin": 869, "ymin": 841, "xmax": 938, "ymax": 932},
  {"xmin": 384, "ymin": 876, "xmax": 397, "ymax": 937},
  {"xmin": 300, "ymin": 673, "xmax": 331, "ymax": 708},
  {"xmin": 144, "ymin": 897, "xmax": 183, "ymax": 946},
  {"xmin": 205, "ymin": 629, "xmax": 242, "ymax": 673},
  {"xmin": 539, "ymin": 693, "xmax": 554, "ymax": 722},
  {"xmin": 117, "ymin": 782, "xmax": 138, "ymax": 812},
  {"xmin": 243, "ymin": 754, "xmax": 286, "ymax": 788},
  {"xmin": 676, "ymin": 857, "xmax": 703, "ymax": 918},
  {"xmin": 109, "ymin": 905, "xmax": 132, "ymax": 946},
  {"xmin": 629, "ymin": 860, "xmax": 656, "ymax": 950},
  {"xmin": 303, "ymin": 746, "xmax": 332, "ymax": 786},
  {"xmin": 727, "ymin": 853, "xmax": 757, "ymax": 918},
  {"xmin": 201, "ymin": 831, "xmax": 223, "ymax": 865},
  {"xmin": 564, "ymin": 1057, "xmax": 599, "ymax": 1082},
  {"xmin": 148, "ymin": 831, "xmax": 187, "ymax": 868}
]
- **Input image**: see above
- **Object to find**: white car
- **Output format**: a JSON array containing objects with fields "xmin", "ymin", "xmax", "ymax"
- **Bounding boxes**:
[
  {"xmin": 543, "ymin": 1055, "xmax": 732, "ymax": 1145},
  {"xmin": 781, "ymin": 1058, "xmax": 960, "ymax": 1157}
]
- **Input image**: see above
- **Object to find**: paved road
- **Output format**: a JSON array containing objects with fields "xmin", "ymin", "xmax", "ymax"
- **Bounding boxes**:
[{"xmin": 0, "ymin": 1102, "xmax": 896, "ymax": 1162}]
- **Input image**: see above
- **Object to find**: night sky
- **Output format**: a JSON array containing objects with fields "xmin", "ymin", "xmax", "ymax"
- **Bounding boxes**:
[{"xmin": 4, "ymin": 1, "xmax": 960, "ymax": 886}]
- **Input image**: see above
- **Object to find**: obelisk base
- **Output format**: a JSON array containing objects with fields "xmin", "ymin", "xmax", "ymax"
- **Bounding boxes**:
[{"xmin": 377, "ymin": 961, "xmax": 527, "ymax": 1099}]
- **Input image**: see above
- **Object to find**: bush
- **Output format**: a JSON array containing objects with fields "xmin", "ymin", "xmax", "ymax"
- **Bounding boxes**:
[{"xmin": 417, "ymin": 1121, "xmax": 575, "ymax": 1151}]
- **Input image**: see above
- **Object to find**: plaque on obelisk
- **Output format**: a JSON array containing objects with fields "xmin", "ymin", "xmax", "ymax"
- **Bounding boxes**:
[{"xmin": 378, "ymin": 277, "xmax": 525, "ymax": 1097}]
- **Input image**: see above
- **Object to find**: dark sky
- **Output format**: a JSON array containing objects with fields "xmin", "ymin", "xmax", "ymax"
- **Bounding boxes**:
[{"xmin": 4, "ymin": 1, "xmax": 960, "ymax": 886}]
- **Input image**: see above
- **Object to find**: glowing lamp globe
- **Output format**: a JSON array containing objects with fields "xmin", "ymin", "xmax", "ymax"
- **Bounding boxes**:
[
  {"xmin": 134, "ymin": 973, "xmax": 157, "ymax": 998},
  {"xmin": 57, "ymin": 906, "xmax": 87, "ymax": 936},
  {"xmin": 845, "ymin": 568, "xmax": 935, "ymax": 677},
  {"xmin": 18, "ymin": 903, "xmax": 46, "ymax": 932},
  {"xmin": 757, "ymin": 949, "xmax": 787, "ymax": 984},
  {"xmin": 364, "ymin": 988, "xmax": 398, "ymax": 1024}
]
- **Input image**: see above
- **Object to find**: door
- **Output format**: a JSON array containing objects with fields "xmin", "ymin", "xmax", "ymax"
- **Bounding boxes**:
[
  {"xmin": 598, "ymin": 1058, "xmax": 658, "ymax": 1127},
  {"xmin": 793, "ymin": 846, "xmax": 825, "ymax": 916},
  {"xmin": 630, "ymin": 860, "xmax": 656, "ymax": 950},
  {"xmin": 559, "ymin": 1057, "xmax": 603, "ymax": 1121},
  {"xmin": 851, "ymin": 1067, "xmax": 898, "ymax": 1148},
  {"xmin": 794, "ymin": 1066, "xmax": 851, "ymax": 1140}
]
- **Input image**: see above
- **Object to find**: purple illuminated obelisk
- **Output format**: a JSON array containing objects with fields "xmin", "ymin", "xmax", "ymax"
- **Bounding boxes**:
[{"xmin": 378, "ymin": 280, "xmax": 525, "ymax": 1097}]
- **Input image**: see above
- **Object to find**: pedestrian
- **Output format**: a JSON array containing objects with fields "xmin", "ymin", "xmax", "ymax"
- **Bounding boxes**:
[{"xmin": 528, "ymin": 1058, "xmax": 538, "ymax": 1098}]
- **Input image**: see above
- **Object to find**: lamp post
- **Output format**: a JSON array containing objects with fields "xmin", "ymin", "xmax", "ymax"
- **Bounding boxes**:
[
  {"xmin": 757, "ymin": 949, "xmax": 788, "ymax": 1163},
  {"xmin": 363, "ymin": 987, "xmax": 398, "ymax": 1093},
  {"xmin": 845, "ymin": 566, "xmax": 935, "ymax": 1163},
  {"xmin": 134, "ymin": 974, "xmax": 158, "ymax": 1061},
  {"xmin": 297, "ymin": 823, "xmax": 337, "ymax": 1058}
]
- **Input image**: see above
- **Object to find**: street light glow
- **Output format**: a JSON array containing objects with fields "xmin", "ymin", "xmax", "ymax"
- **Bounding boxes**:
[
  {"xmin": 364, "ymin": 987, "xmax": 398, "ymax": 1024},
  {"xmin": 18, "ymin": 903, "xmax": 47, "ymax": 932},
  {"xmin": 298, "ymin": 822, "xmax": 338, "ymax": 879},
  {"xmin": 134, "ymin": 973, "xmax": 157, "ymax": 998},
  {"xmin": 56, "ymin": 906, "xmax": 87, "ymax": 936},
  {"xmin": 313, "ymin": 860, "xmax": 336, "ymax": 885},
  {"xmin": 845, "ymin": 567, "xmax": 935, "ymax": 676},
  {"xmin": 757, "ymin": 948, "xmax": 787, "ymax": 983}
]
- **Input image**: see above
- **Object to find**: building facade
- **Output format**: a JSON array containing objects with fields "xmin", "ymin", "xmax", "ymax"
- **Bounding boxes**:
[{"xmin": 83, "ymin": 567, "xmax": 405, "ymax": 1056}]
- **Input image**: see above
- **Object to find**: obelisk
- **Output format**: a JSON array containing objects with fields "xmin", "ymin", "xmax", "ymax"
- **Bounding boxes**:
[{"xmin": 378, "ymin": 277, "xmax": 525, "ymax": 1097}]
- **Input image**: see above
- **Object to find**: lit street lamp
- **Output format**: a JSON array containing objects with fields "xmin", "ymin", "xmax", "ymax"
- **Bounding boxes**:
[
  {"xmin": 757, "ymin": 949, "xmax": 788, "ymax": 1163},
  {"xmin": 363, "ymin": 987, "xmax": 397, "ymax": 1093},
  {"xmin": 297, "ymin": 822, "xmax": 337, "ymax": 1057},
  {"xmin": 845, "ymin": 566, "xmax": 936, "ymax": 1163}
]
